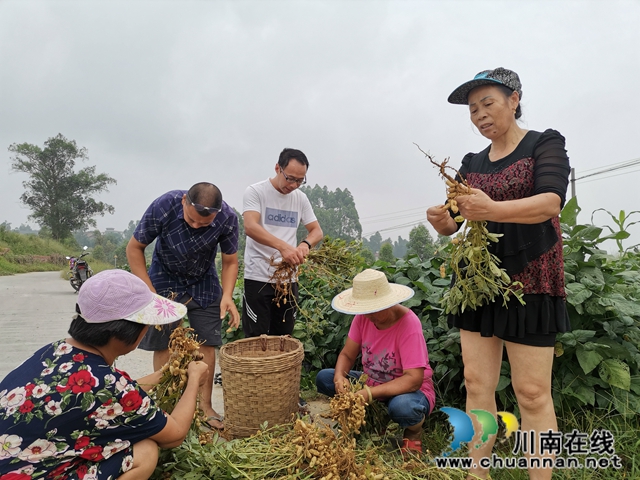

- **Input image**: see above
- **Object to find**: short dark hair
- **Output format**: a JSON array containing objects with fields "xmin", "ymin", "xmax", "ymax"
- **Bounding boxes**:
[
  {"xmin": 68, "ymin": 315, "xmax": 147, "ymax": 347},
  {"xmin": 496, "ymin": 85, "xmax": 523, "ymax": 120},
  {"xmin": 278, "ymin": 148, "xmax": 309, "ymax": 170},
  {"xmin": 187, "ymin": 182, "xmax": 223, "ymax": 217}
]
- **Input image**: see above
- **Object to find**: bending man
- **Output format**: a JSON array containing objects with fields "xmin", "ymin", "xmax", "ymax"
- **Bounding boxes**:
[{"xmin": 126, "ymin": 182, "xmax": 239, "ymax": 430}]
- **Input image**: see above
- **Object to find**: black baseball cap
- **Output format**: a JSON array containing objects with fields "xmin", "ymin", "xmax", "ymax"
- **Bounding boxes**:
[{"xmin": 448, "ymin": 67, "xmax": 522, "ymax": 105}]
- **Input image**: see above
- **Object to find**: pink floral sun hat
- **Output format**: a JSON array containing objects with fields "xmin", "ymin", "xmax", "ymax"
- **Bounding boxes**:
[{"xmin": 77, "ymin": 269, "xmax": 187, "ymax": 325}]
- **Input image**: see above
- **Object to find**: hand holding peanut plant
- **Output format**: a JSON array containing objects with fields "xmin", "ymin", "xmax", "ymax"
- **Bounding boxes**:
[{"xmin": 416, "ymin": 144, "xmax": 525, "ymax": 314}]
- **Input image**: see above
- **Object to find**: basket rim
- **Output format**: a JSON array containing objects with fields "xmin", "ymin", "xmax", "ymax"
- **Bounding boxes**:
[{"xmin": 219, "ymin": 335, "xmax": 303, "ymax": 361}]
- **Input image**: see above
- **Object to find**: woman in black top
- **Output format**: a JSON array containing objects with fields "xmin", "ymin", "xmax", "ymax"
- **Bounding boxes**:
[{"xmin": 427, "ymin": 68, "xmax": 570, "ymax": 480}]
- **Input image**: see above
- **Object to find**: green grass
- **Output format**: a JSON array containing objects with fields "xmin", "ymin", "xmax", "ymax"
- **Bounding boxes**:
[
  {"xmin": 58, "ymin": 259, "xmax": 117, "ymax": 281},
  {"xmin": 0, "ymin": 228, "xmax": 72, "ymax": 275},
  {"xmin": 0, "ymin": 256, "xmax": 64, "ymax": 275},
  {"xmin": 0, "ymin": 229, "xmax": 69, "ymax": 255},
  {"xmin": 0, "ymin": 228, "xmax": 117, "ymax": 277},
  {"xmin": 301, "ymin": 391, "xmax": 639, "ymax": 479}
]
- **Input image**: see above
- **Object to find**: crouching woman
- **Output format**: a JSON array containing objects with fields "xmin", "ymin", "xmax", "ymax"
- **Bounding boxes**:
[
  {"xmin": 315, "ymin": 269, "xmax": 436, "ymax": 455},
  {"xmin": 0, "ymin": 269, "xmax": 208, "ymax": 480}
]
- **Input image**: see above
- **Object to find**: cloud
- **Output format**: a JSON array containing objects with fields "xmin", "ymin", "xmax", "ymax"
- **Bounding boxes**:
[{"xmin": 1, "ymin": 0, "xmax": 638, "ymax": 247}]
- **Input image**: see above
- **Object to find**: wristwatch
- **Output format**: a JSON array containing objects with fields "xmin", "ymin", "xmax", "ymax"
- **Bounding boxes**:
[{"xmin": 300, "ymin": 239, "xmax": 312, "ymax": 249}]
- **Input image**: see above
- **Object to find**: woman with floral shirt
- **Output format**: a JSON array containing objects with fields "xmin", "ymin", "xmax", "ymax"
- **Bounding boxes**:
[{"xmin": 0, "ymin": 269, "xmax": 209, "ymax": 480}]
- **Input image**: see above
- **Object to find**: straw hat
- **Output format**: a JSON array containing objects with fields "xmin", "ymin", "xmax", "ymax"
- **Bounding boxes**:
[{"xmin": 331, "ymin": 269, "xmax": 414, "ymax": 315}]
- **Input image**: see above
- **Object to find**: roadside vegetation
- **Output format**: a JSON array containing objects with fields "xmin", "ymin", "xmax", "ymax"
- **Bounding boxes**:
[
  {"xmin": 0, "ymin": 225, "xmax": 69, "ymax": 275},
  {"xmin": 0, "ymin": 224, "xmax": 114, "ymax": 276}
]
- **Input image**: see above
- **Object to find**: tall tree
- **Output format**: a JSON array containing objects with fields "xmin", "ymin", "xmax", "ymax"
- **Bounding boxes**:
[
  {"xmin": 122, "ymin": 220, "xmax": 140, "ymax": 241},
  {"xmin": 363, "ymin": 231, "xmax": 382, "ymax": 254},
  {"xmin": 393, "ymin": 235, "xmax": 409, "ymax": 258},
  {"xmin": 378, "ymin": 242, "xmax": 396, "ymax": 263},
  {"xmin": 406, "ymin": 224, "xmax": 435, "ymax": 261},
  {"xmin": 297, "ymin": 185, "xmax": 362, "ymax": 242},
  {"xmin": 9, "ymin": 134, "xmax": 116, "ymax": 240},
  {"xmin": 234, "ymin": 207, "xmax": 246, "ymax": 260}
]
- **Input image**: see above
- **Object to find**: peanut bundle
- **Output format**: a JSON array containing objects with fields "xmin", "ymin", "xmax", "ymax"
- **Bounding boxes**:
[{"xmin": 416, "ymin": 145, "xmax": 525, "ymax": 314}]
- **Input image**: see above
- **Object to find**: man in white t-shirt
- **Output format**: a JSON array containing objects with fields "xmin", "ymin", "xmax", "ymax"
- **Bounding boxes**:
[{"xmin": 242, "ymin": 148, "xmax": 323, "ymax": 337}]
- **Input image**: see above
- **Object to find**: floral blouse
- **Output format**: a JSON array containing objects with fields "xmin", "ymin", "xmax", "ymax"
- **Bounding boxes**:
[{"xmin": 0, "ymin": 340, "xmax": 167, "ymax": 480}]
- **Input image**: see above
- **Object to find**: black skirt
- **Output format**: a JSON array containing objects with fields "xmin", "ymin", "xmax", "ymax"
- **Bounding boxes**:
[{"xmin": 448, "ymin": 294, "xmax": 571, "ymax": 347}]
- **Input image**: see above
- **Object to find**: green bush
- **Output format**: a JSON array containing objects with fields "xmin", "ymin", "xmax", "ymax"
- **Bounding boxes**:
[
  {"xmin": 552, "ymin": 197, "xmax": 640, "ymax": 417},
  {"xmin": 277, "ymin": 199, "xmax": 640, "ymax": 417}
]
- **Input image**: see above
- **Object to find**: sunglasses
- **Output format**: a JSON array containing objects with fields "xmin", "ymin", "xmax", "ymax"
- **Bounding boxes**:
[{"xmin": 185, "ymin": 192, "xmax": 221, "ymax": 215}]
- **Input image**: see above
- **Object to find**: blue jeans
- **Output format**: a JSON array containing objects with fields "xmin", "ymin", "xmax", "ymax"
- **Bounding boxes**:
[{"xmin": 315, "ymin": 368, "xmax": 430, "ymax": 428}]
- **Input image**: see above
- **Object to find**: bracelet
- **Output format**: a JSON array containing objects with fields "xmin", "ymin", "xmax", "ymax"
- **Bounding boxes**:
[
  {"xmin": 300, "ymin": 239, "xmax": 312, "ymax": 249},
  {"xmin": 363, "ymin": 385, "xmax": 373, "ymax": 403}
]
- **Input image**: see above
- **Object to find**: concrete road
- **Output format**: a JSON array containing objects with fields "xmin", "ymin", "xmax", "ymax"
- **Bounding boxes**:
[{"xmin": 0, "ymin": 271, "xmax": 224, "ymax": 413}]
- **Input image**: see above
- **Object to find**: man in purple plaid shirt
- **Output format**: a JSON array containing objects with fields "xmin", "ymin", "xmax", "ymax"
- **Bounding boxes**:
[{"xmin": 126, "ymin": 182, "xmax": 239, "ymax": 430}]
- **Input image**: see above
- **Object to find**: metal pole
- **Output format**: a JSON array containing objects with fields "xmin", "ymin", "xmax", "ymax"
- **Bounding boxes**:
[{"xmin": 570, "ymin": 167, "xmax": 576, "ymax": 198}]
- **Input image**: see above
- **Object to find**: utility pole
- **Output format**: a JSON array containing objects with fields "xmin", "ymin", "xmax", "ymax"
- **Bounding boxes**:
[{"xmin": 570, "ymin": 168, "xmax": 576, "ymax": 198}]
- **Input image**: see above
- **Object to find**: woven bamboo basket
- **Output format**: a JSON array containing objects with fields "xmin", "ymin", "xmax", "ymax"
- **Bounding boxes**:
[{"xmin": 219, "ymin": 335, "xmax": 304, "ymax": 439}]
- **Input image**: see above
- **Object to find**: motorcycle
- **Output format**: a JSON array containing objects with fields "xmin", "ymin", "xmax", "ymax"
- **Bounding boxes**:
[{"xmin": 66, "ymin": 246, "xmax": 93, "ymax": 292}]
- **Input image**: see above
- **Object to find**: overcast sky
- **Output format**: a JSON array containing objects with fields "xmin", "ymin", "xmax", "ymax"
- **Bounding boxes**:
[{"xmin": 1, "ymin": 0, "xmax": 639, "ymax": 249}]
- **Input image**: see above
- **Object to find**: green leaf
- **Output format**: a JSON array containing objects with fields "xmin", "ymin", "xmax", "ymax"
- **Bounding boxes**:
[
  {"xmin": 599, "ymin": 231, "xmax": 630, "ymax": 242},
  {"xmin": 598, "ymin": 358, "xmax": 631, "ymax": 391},
  {"xmin": 561, "ymin": 196, "xmax": 580, "ymax": 226},
  {"xmin": 406, "ymin": 267, "xmax": 421, "ymax": 282},
  {"xmin": 570, "ymin": 329, "xmax": 597, "ymax": 343},
  {"xmin": 570, "ymin": 383, "xmax": 596, "ymax": 406},
  {"xmin": 577, "ymin": 267, "xmax": 605, "ymax": 291},
  {"xmin": 594, "ymin": 337, "xmax": 634, "ymax": 362},
  {"xmin": 576, "ymin": 225, "xmax": 604, "ymax": 241},
  {"xmin": 616, "ymin": 270, "xmax": 640, "ymax": 282},
  {"xmin": 496, "ymin": 375, "xmax": 511, "ymax": 391},
  {"xmin": 576, "ymin": 345, "xmax": 603, "ymax": 374},
  {"xmin": 598, "ymin": 293, "xmax": 640, "ymax": 316},
  {"xmin": 565, "ymin": 282, "xmax": 592, "ymax": 306},
  {"xmin": 404, "ymin": 297, "xmax": 423, "ymax": 308}
]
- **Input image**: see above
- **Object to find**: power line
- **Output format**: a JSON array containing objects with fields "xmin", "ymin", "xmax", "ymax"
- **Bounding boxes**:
[
  {"xmin": 362, "ymin": 219, "xmax": 428, "ymax": 238},
  {"xmin": 578, "ymin": 167, "xmax": 640, "ymax": 185},
  {"xmin": 359, "ymin": 206, "xmax": 429, "ymax": 221},
  {"xmin": 575, "ymin": 157, "xmax": 640, "ymax": 176},
  {"xmin": 363, "ymin": 212, "xmax": 428, "ymax": 226},
  {"xmin": 574, "ymin": 158, "xmax": 640, "ymax": 181}
]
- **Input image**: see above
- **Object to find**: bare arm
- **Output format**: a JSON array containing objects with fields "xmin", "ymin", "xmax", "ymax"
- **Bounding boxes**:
[
  {"xmin": 297, "ymin": 221, "xmax": 323, "ymax": 259},
  {"xmin": 243, "ymin": 211, "xmax": 306, "ymax": 265},
  {"xmin": 333, "ymin": 337, "xmax": 360, "ymax": 394},
  {"xmin": 149, "ymin": 360, "xmax": 208, "ymax": 449},
  {"xmin": 332, "ymin": 337, "xmax": 424, "ymax": 401},
  {"xmin": 125, "ymin": 236, "xmax": 155, "ymax": 293},
  {"xmin": 136, "ymin": 370, "xmax": 163, "ymax": 393},
  {"xmin": 302, "ymin": 221, "xmax": 323, "ymax": 248},
  {"xmin": 427, "ymin": 205, "xmax": 459, "ymax": 236},
  {"xmin": 363, "ymin": 368, "xmax": 424, "ymax": 400},
  {"xmin": 220, "ymin": 252, "xmax": 240, "ymax": 329},
  {"xmin": 457, "ymin": 189, "xmax": 562, "ymax": 224}
]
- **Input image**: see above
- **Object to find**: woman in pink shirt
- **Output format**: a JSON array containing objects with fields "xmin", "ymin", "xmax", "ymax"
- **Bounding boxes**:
[{"xmin": 316, "ymin": 269, "xmax": 435, "ymax": 455}]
